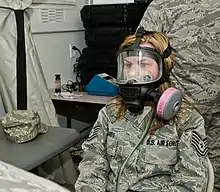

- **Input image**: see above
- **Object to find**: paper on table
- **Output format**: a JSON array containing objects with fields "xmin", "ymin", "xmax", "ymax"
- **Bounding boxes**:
[
  {"xmin": 33, "ymin": 0, "xmax": 76, "ymax": 5},
  {"xmin": 54, "ymin": 92, "xmax": 83, "ymax": 99}
]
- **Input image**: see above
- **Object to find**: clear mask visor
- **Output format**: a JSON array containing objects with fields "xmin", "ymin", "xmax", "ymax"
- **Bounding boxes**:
[{"xmin": 117, "ymin": 50, "xmax": 163, "ymax": 85}]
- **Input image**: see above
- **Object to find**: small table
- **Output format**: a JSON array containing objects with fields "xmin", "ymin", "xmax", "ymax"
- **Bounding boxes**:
[
  {"xmin": 0, "ymin": 126, "xmax": 80, "ymax": 171},
  {"xmin": 50, "ymin": 89, "xmax": 113, "ymax": 127},
  {"xmin": 50, "ymin": 90, "xmax": 112, "ymax": 105}
]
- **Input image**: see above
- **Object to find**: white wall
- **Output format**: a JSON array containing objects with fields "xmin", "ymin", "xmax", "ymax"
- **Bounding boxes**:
[
  {"xmin": 33, "ymin": 31, "xmax": 85, "ymax": 89},
  {"xmin": 30, "ymin": 0, "xmax": 86, "ymax": 89}
]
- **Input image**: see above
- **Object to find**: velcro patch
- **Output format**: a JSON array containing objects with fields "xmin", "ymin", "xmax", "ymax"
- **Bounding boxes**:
[
  {"xmin": 191, "ymin": 131, "xmax": 208, "ymax": 157},
  {"xmin": 87, "ymin": 125, "xmax": 100, "ymax": 141}
]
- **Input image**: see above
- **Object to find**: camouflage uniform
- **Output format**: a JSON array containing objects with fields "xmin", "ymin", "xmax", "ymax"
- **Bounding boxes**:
[
  {"xmin": 138, "ymin": 0, "xmax": 220, "ymax": 190},
  {"xmin": 75, "ymin": 105, "xmax": 209, "ymax": 192}
]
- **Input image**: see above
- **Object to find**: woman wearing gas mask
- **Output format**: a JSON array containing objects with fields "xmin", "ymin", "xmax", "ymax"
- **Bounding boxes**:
[{"xmin": 75, "ymin": 27, "xmax": 209, "ymax": 192}]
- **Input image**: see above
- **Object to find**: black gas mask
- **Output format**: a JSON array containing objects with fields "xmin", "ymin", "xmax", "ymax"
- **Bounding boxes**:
[{"xmin": 116, "ymin": 27, "xmax": 182, "ymax": 120}]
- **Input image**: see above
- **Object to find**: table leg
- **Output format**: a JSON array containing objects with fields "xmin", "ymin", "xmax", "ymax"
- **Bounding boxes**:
[
  {"xmin": 67, "ymin": 116, "xmax": 72, "ymax": 128},
  {"xmin": 31, "ymin": 167, "xmax": 39, "ymax": 175}
]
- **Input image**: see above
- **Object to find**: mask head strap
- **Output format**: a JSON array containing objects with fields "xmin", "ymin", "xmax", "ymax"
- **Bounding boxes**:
[
  {"xmin": 132, "ymin": 27, "xmax": 146, "ymax": 48},
  {"xmin": 161, "ymin": 42, "xmax": 172, "ymax": 59},
  {"xmin": 133, "ymin": 27, "xmax": 172, "ymax": 58}
]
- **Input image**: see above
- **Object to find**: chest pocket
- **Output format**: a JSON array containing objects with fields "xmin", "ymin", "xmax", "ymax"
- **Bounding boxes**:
[
  {"xmin": 140, "ymin": 143, "xmax": 178, "ymax": 165},
  {"xmin": 106, "ymin": 131, "xmax": 118, "ymax": 157}
]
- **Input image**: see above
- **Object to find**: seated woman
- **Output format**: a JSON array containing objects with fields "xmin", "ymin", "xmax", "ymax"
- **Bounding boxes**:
[{"xmin": 75, "ymin": 27, "xmax": 209, "ymax": 192}]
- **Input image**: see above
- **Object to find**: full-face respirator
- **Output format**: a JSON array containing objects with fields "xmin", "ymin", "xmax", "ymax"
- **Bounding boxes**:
[{"xmin": 116, "ymin": 27, "xmax": 182, "ymax": 120}]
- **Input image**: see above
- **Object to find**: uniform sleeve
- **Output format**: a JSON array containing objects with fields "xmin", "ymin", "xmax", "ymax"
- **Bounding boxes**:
[
  {"xmin": 161, "ymin": 113, "xmax": 209, "ymax": 192},
  {"xmin": 75, "ymin": 108, "xmax": 110, "ymax": 192},
  {"xmin": 138, "ymin": 0, "xmax": 170, "ymax": 33}
]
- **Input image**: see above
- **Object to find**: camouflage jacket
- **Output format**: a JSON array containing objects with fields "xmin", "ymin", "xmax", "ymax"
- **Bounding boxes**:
[
  {"xmin": 139, "ymin": 0, "xmax": 220, "ymax": 115},
  {"xmin": 75, "ymin": 105, "xmax": 209, "ymax": 192}
]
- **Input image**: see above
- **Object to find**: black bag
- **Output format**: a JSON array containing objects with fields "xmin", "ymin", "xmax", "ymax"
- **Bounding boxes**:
[
  {"xmin": 81, "ymin": 3, "xmax": 149, "ymax": 29},
  {"xmin": 85, "ymin": 27, "xmax": 136, "ymax": 48}
]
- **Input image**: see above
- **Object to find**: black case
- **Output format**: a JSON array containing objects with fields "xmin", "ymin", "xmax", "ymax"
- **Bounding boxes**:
[
  {"xmin": 81, "ymin": 3, "xmax": 149, "ymax": 29},
  {"xmin": 78, "ymin": 47, "xmax": 117, "ymax": 69},
  {"xmin": 85, "ymin": 27, "xmax": 136, "ymax": 48},
  {"xmin": 80, "ymin": 67, "xmax": 117, "ymax": 86},
  {"xmin": 77, "ymin": 1, "xmax": 153, "ymax": 86},
  {"xmin": 78, "ymin": 48, "xmax": 117, "ymax": 85}
]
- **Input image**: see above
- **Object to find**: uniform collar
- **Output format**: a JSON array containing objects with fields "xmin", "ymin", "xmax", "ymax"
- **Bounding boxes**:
[{"xmin": 124, "ymin": 106, "xmax": 153, "ymax": 130}]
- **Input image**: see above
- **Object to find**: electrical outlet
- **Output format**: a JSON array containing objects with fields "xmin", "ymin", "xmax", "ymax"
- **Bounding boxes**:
[{"xmin": 69, "ymin": 44, "xmax": 76, "ymax": 58}]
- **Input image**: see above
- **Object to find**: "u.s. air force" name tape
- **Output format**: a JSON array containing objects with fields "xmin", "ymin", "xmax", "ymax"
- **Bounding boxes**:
[{"xmin": 191, "ymin": 131, "xmax": 208, "ymax": 157}]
